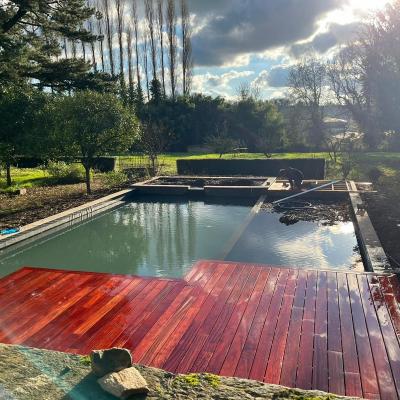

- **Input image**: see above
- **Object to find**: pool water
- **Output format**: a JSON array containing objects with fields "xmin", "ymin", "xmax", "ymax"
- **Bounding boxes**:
[
  {"xmin": 0, "ymin": 197, "xmax": 253, "ymax": 278},
  {"xmin": 0, "ymin": 197, "xmax": 363, "ymax": 278},
  {"xmin": 226, "ymin": 209, "xmax": 363, "ymax": 270}
]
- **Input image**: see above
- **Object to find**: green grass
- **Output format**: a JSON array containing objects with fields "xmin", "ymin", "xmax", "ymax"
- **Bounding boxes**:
[
  {"xmin": 0, "ymin": 168, "xmax": 50, "ymax": 191},
  {"xmin": 119, "ymin": 152, "xmax": 400, "ymax": 180},
  {"xmin": 1, "ymin": 152, "xmax": 399, "ymax": 192}
]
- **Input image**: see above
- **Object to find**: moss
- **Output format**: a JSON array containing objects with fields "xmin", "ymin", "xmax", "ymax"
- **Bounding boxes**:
[
  {"xmin": 79, "ymin": 355, "xmax": 91, "ymax": 366},
  {"xmin": 173, "ymin": 373, "xmax": 201, "ymax": 387},
  {"xmin": 272, "ymin": 389, "xmax": 335, "ymax": 400},
  {"xmin": 203, "ymin": 373, "xmax": 221, "ymax": 388}
]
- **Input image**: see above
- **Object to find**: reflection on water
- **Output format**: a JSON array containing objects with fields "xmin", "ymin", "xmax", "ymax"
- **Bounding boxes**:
[
  {"xmin": 0, "ymin": 197, "xmax": 252, "ymax": 278},
  {"xmin": 226, "ymin": 210, "xmax": 363, "ymax": 270}
]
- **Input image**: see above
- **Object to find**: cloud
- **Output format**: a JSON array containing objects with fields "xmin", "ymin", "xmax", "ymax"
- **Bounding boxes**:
[
  {"xmin": 251, "ymin": 65, "xmax": 291, "ymax": 92},
  {"xmin": 289, "ymin": 21, "xmax": 364, "ymax": 58},
  {"xmin": 192, "ymin": 70, "xmax": 254, "ymax": 97},
  {"xmin": 191, "ymin": 0, "xmax": 348, "ymax": 66}
]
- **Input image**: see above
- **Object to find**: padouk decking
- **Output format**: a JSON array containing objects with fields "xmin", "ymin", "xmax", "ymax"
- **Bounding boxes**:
[{"xmin": 1, "ymin": 261, "xmax": 400, "ymax": 399}]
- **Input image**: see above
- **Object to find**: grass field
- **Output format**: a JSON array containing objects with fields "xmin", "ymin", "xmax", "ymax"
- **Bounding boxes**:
[{"xmin": 1, "ymin": 152, "xmax": 400, "ymax": 191}]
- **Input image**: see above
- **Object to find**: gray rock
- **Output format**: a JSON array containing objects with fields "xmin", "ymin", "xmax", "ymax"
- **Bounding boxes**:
[
  {"xmin": 98, "ymin": 367, "xmax": 149, "ymax": 399},
  {"xmin": 90, "ymin": 348, "xmax": 132, "ymax": 378}
]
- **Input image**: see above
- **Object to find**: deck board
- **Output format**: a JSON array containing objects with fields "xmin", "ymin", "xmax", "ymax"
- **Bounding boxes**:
[{"xmin": 1, "ymin": 262, "xmax": 400, "ymax": 399}]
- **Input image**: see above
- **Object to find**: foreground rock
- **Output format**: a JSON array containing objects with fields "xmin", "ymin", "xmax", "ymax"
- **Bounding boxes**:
[
  {"xmin": 0, "ymin": 344, "xmax": 361, "ymax": 400},
  {"xmin": 98, "ymin": 367, "xmax": 149, "ymax": 398},
  {"xmin": 91, "ymin": 348, "xmax": 132, "ymax": 377}
]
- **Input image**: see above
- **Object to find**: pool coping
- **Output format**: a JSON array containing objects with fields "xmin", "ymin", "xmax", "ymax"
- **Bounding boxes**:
[
  {"xmin": 0, "ymin": 189, "xmax": 134, "ymax": 252},
  {"xmin": 349, "ymin": 191, "xmax": 392, "ymax": 274}
]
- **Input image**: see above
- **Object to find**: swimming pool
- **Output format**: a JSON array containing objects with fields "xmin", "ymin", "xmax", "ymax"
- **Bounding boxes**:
[{"xmin": 0, "ymin": 196, "xmax": 363, "ymax": 278}]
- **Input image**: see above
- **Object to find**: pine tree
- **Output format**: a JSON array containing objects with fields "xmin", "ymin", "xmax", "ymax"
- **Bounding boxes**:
[{"xmin": 0, "ymin": 0, "xmax": 113, "ymax": 91}]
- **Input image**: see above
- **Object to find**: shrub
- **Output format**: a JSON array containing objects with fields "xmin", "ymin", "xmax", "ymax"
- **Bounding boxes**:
[
  {"xmin": 99, "ymin": 171, "xmax": 128, "ymax": 188},
  {"xmin": 47, "ymin": 161, "xmax": 85, "ymax": 184},
  {"xmin": 367, "ymin": 167, "xmax": 383, "ymax": 184}
]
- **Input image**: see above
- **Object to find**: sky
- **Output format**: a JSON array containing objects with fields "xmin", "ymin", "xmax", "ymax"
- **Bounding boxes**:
[{"xmin": 188, "ymin": 0, "xmax": 390, "ymax": 100}]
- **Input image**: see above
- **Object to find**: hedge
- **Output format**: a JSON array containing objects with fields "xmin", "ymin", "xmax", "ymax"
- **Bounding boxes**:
[
  {"xmin": 13, "ymin": 157, "xmax": 117, "ymax": 172},
  {"xmin": 176, "ymin": 158, "xmax": 326, "ymax": 179}
]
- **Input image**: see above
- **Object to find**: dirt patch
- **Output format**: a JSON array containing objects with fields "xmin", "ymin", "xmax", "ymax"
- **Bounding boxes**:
[
  {"xmin": 0, "ymin": 181, "xmax": 131, "ymax": 230},
  {"xmin": 261, "ymin": 201, "xmax": 352, "ymax": 226},
  {"xmin": 149, "ymin": 177, "xmax": 266, "ymax": 187}
]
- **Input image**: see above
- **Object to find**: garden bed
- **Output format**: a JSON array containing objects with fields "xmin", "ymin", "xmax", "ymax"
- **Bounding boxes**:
[
  {"xmin": 0, "ymin": 182, "xmax": 130, "ymax": 230},
  {"xmin": 148, "ymin": 177, "xmax": 267, "ymax": 187}
]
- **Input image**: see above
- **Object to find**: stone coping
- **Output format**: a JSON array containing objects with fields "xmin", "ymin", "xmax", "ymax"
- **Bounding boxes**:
[
  {"xmin": 0, "ymin": 189, "xmax": 134, "ymax": 252},
  {"xmin": 349, "ymin": 192, "xmax": 392, "ymax": 273}
]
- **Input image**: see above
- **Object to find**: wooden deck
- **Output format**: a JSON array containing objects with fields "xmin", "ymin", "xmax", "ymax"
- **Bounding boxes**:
[{"xmin": 1, "ymin": 261, "xmax": 400, "ymax": 399}]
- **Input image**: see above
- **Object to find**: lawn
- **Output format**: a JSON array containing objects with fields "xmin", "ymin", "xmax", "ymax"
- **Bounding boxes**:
[
  {"xmin": 2, "ymin": 152, "xmax": 400, "ymax": 192},
  {"xmin": 119, "ymin": 152, "xmax": 400, "ymax": 180}
]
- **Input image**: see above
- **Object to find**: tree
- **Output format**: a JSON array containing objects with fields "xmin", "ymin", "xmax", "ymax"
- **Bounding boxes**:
[
  {"xmin": 156, "ymin": 0, "xmax": 166, "ymax": 95},
  {"xmin": 289, "ymin": 58, "xmax": 327, "ymax": 149},
  {"xmin": 0, "ymin": 86, "xmax": 47, "ymax": 186},
  {"xmin": 0, "ymin": 0, "xmax": 104, "ymax": 90},
  {"xmin": 181, "ymin": 0, "xmax": 193, "ymax": 96},
  {"xmin": 115, "ymin": 0, "xmax": 125, "ymax": 90},
  {"xmin": 54, "ymin": 91, "xmax": 139, "ymax": 194},
  {"xmin": 145, "ymin": 0, "xmax": 157, "ymax": 81},
  {"xmin": 102, "ymin": 0, "xmax": 115, "ymax": 76},
  {"xmin": 166, "ymin": 0, "xmax": 177, "ymax": 99}
]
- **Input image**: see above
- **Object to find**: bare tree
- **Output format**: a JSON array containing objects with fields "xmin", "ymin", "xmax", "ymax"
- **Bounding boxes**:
[
  {"xmin": 102, "ymin": 0, "xmax": 115, "ymax": 76},
  {"xmin": 131, "ymin": 0, "xmax": 142, "ymax": 92},
  {"xmin": 145, "ymin": 0, "xmax": 157, "ymax": 81},
  {"xmin": 143, "ymin": 31, "xmax": 150, "ymax": 100},
  {"xmin": 156, "ymin": 0, "xmax": 166, "ymax": 94},
  {"xmin": 116, "ymin": 0, "xmax": 125, "ymax": 87},
  {"xmin": 289, "ymin": 57, "xmax": 327, "ymax": 148},
  {"xmin": 166, "ymin": 0, "xmax": 177, "ymax": 99},
  {"xmin": 126, "ymin": 25, "xmax": 135, "ymax": 100},
  {"xmin": 95, "ymin": 1, "xmax": 105, "ymax": 72},
  {"xmin": 181, "ymin": 0, "xmax": 192, "ymax": 96}
]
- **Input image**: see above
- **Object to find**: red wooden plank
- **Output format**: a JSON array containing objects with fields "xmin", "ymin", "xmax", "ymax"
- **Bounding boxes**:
[
  {"xmin": 312, "ymin": 271, "xmax": 328, "ymax": 392},
  {"xmin": 22, "ymin": 274, "xmax": 123, "ymax": 348},
  {"xmin": 79, "ymin": 279, "xmax": 174, "ymax": 353},
  {"xmin": 171, "ymin": 264, "xmax": 246, "ymax": 374},
  {"xmin": 140, "ymin": 264, "xmax": 229, "ymax": 367},
  {"xmin": 279, "ymin": 269, "xmax": 307, "ymax": 388},
  {"xmin": 211, "ymin": 268, "xmax": 269, "ymax": 376},
  {"xmin": 295, "ymin": 270, "xmax": 317, "ymax": 390},
  {"xmin": 189, "ymin": 265, "xmax": 256, "ymax": 373},
  {"xmin": 205, "ymin": 266, "xmax": 261, "ymax": 374},
  {"xmin": 0, "ymin": 272, "xmax": 95, "ymax": 342},
  {"xmin": 219, "ymin": 268, "xmax": 271, "ymax": 378},
  {"xmin": 326, "ymin": 271, "xmax": 345, "ymax": 396},
  {"xmin": 249, "ymin": 269, "xmax": 290, "ymax": 382},
  {"xmin": 379, "ymin": 276, "xmax": 400, "ymax": 336},
  {"xmin": 0, "ymin": 268, "xmax": 36, "ymax": 294},
  {"xmin": 337, "ymin": 272, "xmax": 362, "ymax": 397},
  {"xmin": 121, "ymin": 282, "xmax": 187, "ymax": 350},
  {"xmin": 235, "ymin": 268, "xmax": 281, "ymax": 379},
  {"xmin": 357, "ymin": 274, "xmax": 398, "ymax": 400},
  {"xmin": 264, "ymin": 269, "xmax": 298, "ymax": 384},
  {"xmin": 367, "ymin": 275, "xmax": 400, "ymax": 398},
  {"xmin": 107, "ymin": 281, "xmax": 182, "ymax": 349},
  {"xmin": 347, "ymin": 273, "xmax": 380, "ymax": 398}
]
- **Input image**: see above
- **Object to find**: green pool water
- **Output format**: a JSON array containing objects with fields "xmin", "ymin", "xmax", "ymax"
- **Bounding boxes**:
[
  {"xmin": 0, "ymin": 196, "xmax": 364, "ymax": 278},
  {"xmin": 0, "ymin": 197, "xmax": 253, "ymax": 278}
]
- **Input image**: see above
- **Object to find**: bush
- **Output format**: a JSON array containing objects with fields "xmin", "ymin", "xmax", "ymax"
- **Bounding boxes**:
[
  {"xmin": 99, "ymin": 171, "xmax": 128, "ymax": 188},
  {"xmin": 47, "ymin": 161, "xmax": 85, "ymax": 184}
]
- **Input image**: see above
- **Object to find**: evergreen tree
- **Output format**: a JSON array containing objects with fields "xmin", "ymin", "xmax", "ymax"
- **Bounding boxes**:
[{"xmin": 0, "ymin": 0, "xmax": 114, "ymax": 91}]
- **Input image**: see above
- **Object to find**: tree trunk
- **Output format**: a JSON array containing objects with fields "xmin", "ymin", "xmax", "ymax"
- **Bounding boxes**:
[
  {"xmin": 6, "ymin": 162, "xmax": 12, "ymax": 187},
  {"xmin": 84, "ymin": 165, "xmax": 92, "ymax": 195}
]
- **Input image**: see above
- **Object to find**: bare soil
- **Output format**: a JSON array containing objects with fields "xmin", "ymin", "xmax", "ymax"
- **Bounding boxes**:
[{"xmin": 0, "ymin": 181, "xmax": 130, "ymax": 230}]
